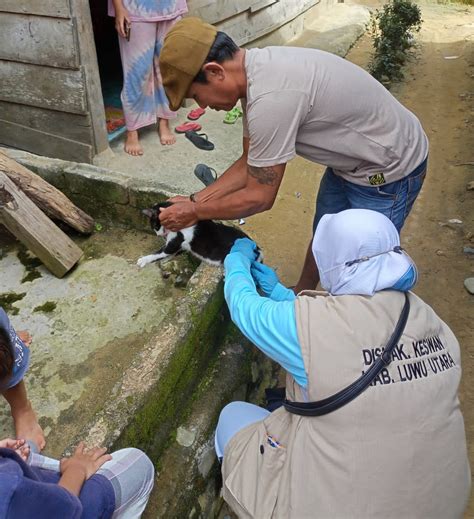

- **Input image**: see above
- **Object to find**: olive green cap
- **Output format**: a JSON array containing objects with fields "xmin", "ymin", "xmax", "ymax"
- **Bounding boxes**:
[{"xmin": 159, "ymin": 17, "xmax": 217, "ymax": 111}]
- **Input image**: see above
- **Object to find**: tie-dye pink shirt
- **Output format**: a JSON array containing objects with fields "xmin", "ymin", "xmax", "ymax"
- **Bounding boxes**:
[{"xmin": 108, "ymin": 0, "xmax": 188, "ymax": 22}]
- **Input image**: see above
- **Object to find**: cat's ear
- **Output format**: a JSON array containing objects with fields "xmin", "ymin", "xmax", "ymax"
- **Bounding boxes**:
[{"xmin": 142, "ymin": 208, "xmax": 154, "ymax": 218}]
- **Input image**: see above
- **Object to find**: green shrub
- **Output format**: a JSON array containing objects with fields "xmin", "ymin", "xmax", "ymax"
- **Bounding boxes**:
[{"xmin": 368, "ymin": 0, "xmax": 422, "ymax": 84}]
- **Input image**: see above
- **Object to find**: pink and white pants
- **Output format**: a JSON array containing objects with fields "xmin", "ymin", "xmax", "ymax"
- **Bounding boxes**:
[{"xmin": 118, "ymin": 18, "xmax": 180, "ymax": 131}]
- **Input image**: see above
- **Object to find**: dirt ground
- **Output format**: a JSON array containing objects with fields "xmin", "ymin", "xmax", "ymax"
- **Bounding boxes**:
[{"xmin": 242, "ymin": 1, "xmax": 474, "ymax": 513}]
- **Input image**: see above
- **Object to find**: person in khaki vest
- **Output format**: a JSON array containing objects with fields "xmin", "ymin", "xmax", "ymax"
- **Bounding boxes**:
[{"xmin": 216, "ymin": 209, "xmax": 470, "ymax": 519}]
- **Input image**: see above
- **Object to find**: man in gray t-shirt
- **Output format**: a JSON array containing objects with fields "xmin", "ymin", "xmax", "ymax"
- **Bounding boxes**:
[{"xmin": 158, "ymin": 17, "xmax": 429, "ymax": 292}]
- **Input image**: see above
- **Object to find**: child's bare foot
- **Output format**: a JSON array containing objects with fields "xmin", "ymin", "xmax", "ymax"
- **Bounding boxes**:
[
  {"xmin": 124, "ymin": 130, "xmax": 143, "ymax": 156},
  {"xmin": 158, "ymin": 119, "xmax": 176, "ymax": 145},
  {"xmin": 12, "ymin": 402, "xmax": 46, "ymax": 451}
]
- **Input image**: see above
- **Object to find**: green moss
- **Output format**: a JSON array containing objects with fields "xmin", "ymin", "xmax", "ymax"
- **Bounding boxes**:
[
  {"xmin": 22, "ymin": 270, "xmax": 42, "ymax": 283},
  {"xmin": 17, "ymin": 249, "xmax": 42, "ymax": 269},
  {"xmin": 18, "ymin": 248, "xmax": 42, "ymax": 283},
  {"xmin": 0, "ymin": 292, "xmax": 26, "ymax": 315},
  {"xmin": 113, "ymin": 281, "xmax": 227, "ymax": 462},
  {"xmin": 33, "ymin": 301, "xmax": 57, "ymax": 313}
]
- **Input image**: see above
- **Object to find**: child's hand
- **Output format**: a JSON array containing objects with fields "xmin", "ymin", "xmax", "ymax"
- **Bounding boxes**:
[
  {"xmin": 60, "ymin": 442, "xmax": 112, "ymax": 480},
  {"xmin": 115, "ymin": 6, "xmax": 131, "ymax": 39},
  {"xmin": 0, "ymin": 438, "xmax": 30, "ymax": 461},
  {"xmin": 17, "ymin": 331, "xmax": 32, "ymax": 346}
]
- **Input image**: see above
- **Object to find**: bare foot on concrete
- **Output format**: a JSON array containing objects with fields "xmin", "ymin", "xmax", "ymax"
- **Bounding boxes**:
[
  {"xmin": 13, "ymin": 402, "xmax": 46, "ymax": 451},
  {"xmin": 158, "ymin": 119, "xmax": 176, "ymax": 146},
  {"xmin": 124, "ymin": 130, "xmax": 143, "ymax": 156}
]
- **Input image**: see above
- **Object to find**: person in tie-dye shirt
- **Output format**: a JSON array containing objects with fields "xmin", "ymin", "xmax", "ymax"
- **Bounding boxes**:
[{"xmin": 109, "ymin": 0, "xmax": 188, "ymax": 155}]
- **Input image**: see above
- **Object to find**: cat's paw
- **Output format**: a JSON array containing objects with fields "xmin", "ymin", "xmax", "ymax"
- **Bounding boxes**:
[{"xmin": 137, "ymin": 255, "xmax": 156, "ymax": 268}]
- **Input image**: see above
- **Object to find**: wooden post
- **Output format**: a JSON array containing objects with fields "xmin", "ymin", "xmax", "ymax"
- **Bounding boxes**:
[{"xmin": 0, "ymin": 171, "xmax": 83, "ymax": 278}]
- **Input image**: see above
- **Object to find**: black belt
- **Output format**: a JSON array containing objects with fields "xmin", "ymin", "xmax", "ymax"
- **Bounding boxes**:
[{"xmin": 283, "ymin": 293, "xmax": 410, "ymax": 417}]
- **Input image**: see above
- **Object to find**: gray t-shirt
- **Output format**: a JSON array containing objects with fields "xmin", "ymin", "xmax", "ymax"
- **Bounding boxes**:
[{"xmin": 242, "ymin": 47, "xmax": 428, "ymax": 186}]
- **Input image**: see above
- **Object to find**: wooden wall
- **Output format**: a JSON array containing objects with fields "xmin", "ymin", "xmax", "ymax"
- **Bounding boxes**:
[
  {"xmin": 0, "ymin": 0, "xmax": 318, "ymax": 164},
  {"xmin": 188, "ymin": 0, "xmax": 319, "ymax": 46},
  {"xmin": 0, "ymin": 0, "xmax": 108, "ymax": 163}
]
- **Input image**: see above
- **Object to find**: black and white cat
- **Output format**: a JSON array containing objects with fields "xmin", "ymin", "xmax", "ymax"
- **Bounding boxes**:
[{"xmin": 137, "ymin": 202, "xmax": 262, "ymax": 267}]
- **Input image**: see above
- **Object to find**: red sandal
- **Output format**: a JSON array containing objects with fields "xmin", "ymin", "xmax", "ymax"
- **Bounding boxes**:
[
  {"xmin": 187, "ymin": 107, "xmax": 206, "ymax": 120},
  {"xmin": 175, "ymin": 121, "xmax": 202, "ymax": 134}
]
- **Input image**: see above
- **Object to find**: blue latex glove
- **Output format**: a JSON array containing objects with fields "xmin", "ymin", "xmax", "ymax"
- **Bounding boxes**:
[
  {"xmin": 251, "ymin": 261, "xmax": 280, "ymax": 296},
  {"xmin": 230, "ymin": 238, "xmax": 259, "ymax": 262}
]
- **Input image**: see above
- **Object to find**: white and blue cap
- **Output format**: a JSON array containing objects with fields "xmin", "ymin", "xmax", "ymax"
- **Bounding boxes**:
[
  {"xmin": 312, "ymin": 209, "xmax": 417, "ymax": 296},
  {"xmin": 0, "ymin": 307, "xmax": 30, "ymax": 387}
]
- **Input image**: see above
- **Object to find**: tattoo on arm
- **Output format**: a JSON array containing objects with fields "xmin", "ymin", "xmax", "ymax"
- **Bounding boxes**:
[{"xmin": 248, "ymin": 165, "xmax": 279, "ymax": 185}]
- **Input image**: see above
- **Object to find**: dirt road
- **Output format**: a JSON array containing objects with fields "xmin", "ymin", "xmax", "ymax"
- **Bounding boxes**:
[{"xmin": 243, "ymin": 1, "xmax": 474, "ymax": 512}]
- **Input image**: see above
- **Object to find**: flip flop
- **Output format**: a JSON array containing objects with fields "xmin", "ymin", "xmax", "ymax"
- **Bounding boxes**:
[
  {"xmin": 223, "ymin": 106, "xmax": 243, "ymax": 124},
  {"xmin": 194, "ymin": 164, "xmax": 217, "ymax": 186},
  {"xmin": 175, "ymin": 121, "xmax": 202, "ymax": 134},
  {"xmin": 185, "ymin": 131, "xmax": 214, "ymax": 151},
  {"xmin": 187, "ymin": 107, "xmax": 206, "ymax": 121}
]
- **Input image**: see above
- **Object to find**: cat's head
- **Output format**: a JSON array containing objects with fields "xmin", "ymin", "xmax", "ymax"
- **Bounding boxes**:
[{"xmin": 142, "ymin": 201, "xmax": 172, "ymax": 237}]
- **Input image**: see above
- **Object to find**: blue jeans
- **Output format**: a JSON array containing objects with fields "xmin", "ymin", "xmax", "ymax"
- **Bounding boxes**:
[{"xmin": 313, "ymin": 157, "xmax": 428, "ymax": 232}]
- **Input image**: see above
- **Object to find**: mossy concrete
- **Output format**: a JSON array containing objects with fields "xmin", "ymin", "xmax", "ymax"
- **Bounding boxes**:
[
  {"xmin": 0, "ymin": 147, "xmax": 173, "ymax": 231},
  {"xmin": 0, "ymin": 226, "xmax": 221, "ymax": 463},
  {"xmin": 142, "ymin": 326, "xmax": 277, "ymax": 519}
]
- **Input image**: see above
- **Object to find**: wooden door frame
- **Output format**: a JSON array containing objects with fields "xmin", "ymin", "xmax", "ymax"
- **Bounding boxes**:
[{"xmin": 72, "ymin": 0, "xmax": 109, "ymax": 157}]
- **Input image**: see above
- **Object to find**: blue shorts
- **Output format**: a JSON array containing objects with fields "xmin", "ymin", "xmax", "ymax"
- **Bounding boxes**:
[
  {"xmin": 0, "ymin": 308, "xmax": 30, "ymax": 389},
  {"xmin": 313, "ymin": 157, "xmax": 428, "ymax": 232}
]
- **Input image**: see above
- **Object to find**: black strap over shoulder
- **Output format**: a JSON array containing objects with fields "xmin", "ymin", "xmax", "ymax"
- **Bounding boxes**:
[{"xmin": 283, "ymin": 293, "xmax": 410, "ymax": 417}]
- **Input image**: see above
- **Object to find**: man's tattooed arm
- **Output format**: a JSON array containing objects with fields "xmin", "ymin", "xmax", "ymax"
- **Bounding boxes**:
[{"xmin": 248, "ymin": 165, "xmax": 279, "ymax": 185}]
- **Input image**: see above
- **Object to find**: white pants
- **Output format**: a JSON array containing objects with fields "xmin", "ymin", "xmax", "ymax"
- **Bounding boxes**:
[{"xmin": 29, "ymin": 446, "xmax": 154, "ymax": 518}]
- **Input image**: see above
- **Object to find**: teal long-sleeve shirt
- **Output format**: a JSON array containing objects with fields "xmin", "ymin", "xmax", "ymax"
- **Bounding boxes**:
[
  {"xmin": 223, "ymin": 251, "xmax": 417, "ymax": 390},
  {"xmin": 224, "ymin": 252, "xmax": 308, "ymax": 387}
]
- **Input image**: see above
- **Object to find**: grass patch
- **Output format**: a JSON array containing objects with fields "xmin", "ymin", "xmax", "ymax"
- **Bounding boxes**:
[
  {"xmin": 33, "ymin": 301, "xmax": 57, "ymax": 313},
  {"xmin": 0, "ymin": 292, "xmax": 26, "ymax": 315},
  {"xmin": 18, "ymin": 248, "xmax": 43, "ymax": 283}
]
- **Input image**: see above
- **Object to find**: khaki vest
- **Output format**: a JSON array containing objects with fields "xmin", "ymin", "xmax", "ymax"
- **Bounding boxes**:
[{"xmin": 222, "ymin": 291, "xmax": 470, "ymax": 518}]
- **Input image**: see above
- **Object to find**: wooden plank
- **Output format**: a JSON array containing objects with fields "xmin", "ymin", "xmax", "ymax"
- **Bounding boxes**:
[
  {"xmin": 71, "ymin": 0, "xmax": 109, "ymax": 154},
  {"xmin": 188, "ymin": 0, "xmax": 253, "ymax": 24},
  {"xmin": 0, "ymin": 101, "xmax": 93, "ymax": 144},
  {"xmin": 0, "ymin": 119, "xmax": 93, "ymax": 164},
  {"xmin": 0, "ymin": 171, "xmax": 83, "ymax": 278},
  {"xmin": 188, "ymin": 0, "xmax": 316, "ymax": 37},
  {"xmin": 0, "ymin": 13, "xmax": 78, "ymax": 68},
  {"xmin": 0, "ymin": 60, "xmax": 87, "ymax": 114},
  {"xmin": 0, "ymin": 0, "xmax": 71, "ymax": 18},
  {"xmin": 0, "ymin": 151, "xmax": 95, "ymax": 234},
  {"xmin": 251, "ymin": 0, "xmax": 279, "ymax": 13},
  {"xmin": 218, "ymin": 0, "xmax": 317, "ymax": 46}
]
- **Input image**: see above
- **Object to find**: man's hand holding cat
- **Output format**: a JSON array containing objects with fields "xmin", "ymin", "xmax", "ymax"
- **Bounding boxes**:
[
  {"xmin": 159, "ymin": 201, "xmax": 198, "ymax": 231},
  {"xmin": 168, "ymin": 195, "xmax": 189, "ymax": 203}
]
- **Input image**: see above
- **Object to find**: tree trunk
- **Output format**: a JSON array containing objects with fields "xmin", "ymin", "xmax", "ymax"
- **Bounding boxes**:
[
  {"xmin": 0, "ymin": 171, "xmax": 83, "ymax": 278},
  {"xmin": 0, "ymin": 151, "xmax": 94, "ymax": 234}
]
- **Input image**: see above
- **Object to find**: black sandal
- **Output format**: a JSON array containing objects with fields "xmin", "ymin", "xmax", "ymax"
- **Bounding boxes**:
[
  {"xmin": 194, "ymin": 164, "xmax": 217, "ymax": 186},
  {"xmin": 184, "ymin": 131, "xmax": 215, "ymax": 151}
]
